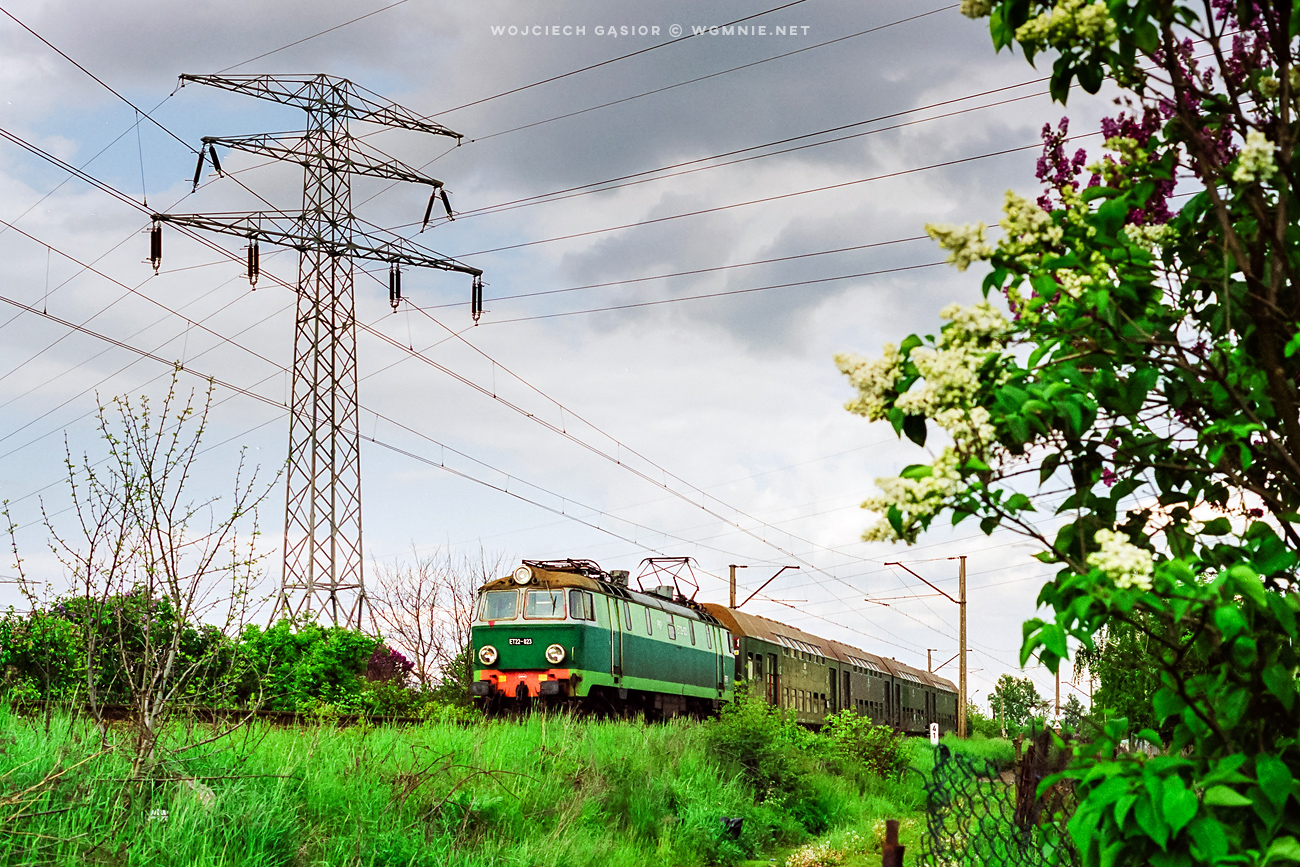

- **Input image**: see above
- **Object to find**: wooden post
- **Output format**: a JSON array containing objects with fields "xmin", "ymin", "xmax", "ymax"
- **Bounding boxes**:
[{"xmin": 881, "ymin": 819, "xmax": 905, "ymax": 867}]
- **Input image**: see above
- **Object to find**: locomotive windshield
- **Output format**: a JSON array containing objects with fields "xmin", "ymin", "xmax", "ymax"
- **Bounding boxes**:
[
  {"xmin": 524, "ymin": 589, "xmax": 565, "ymax": 619},
  {"xmin": 479, "ymin": 590, "xmax": 519, "ymax": 621}
]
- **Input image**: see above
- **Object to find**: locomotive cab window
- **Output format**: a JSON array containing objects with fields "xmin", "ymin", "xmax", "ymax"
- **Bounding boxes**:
[
  {"xmin": 568, "ymin": 589, "xmax": 596, "ymax": 621},
  {"xmin": 524, "ymin": 589, "xmax": 565, "ymax": 619},
  {"xmin": 479, "ymin": 591, "xmax": 519, "ymax": 621}
]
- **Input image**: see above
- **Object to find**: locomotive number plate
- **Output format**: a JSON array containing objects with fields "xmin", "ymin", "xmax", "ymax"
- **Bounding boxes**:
[{"xmin": 508, "ymin": 638, "xmax": 533, "ymax": 645}]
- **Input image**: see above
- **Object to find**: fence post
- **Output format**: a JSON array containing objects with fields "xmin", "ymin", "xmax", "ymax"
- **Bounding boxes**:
[{"xmin": 882, "ymin": 818, "xmax": 905, "ymax": 867}]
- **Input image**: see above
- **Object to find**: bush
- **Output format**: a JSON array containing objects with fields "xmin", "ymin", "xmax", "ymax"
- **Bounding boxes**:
[{"xmin": 820, "ymin": 710, "xmax": 906, "ymax": 779}]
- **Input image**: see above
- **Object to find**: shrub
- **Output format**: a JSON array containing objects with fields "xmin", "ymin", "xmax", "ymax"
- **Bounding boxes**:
[{"xmin": 820, "ymin": 710, "xmax": 906, "ymax": 778}]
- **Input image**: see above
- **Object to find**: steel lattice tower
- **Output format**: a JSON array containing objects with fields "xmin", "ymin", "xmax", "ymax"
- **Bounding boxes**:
[{"xmin": 153, "ymin": 74, "xmax": 483, "ymax": 628}]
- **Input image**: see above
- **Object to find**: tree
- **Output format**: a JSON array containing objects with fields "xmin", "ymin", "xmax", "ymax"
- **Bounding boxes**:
[
  {"xmin": 9, "ymin": 375, "xmax": 273, "ymax": 771},
  {"xmin": 836, "ymin": 2, "xmax": 1300, "ymax": 862},
  {"xmin": 368, "ymin": 547, "xmax": 507, "ymax": 699},
  {"xmin": 989, "ymin": 674, "xmax": 1044, "ymax": 733},
  {"xmin": 1061, "ymin": 693, "xmax": 1087, "ymax": 732}
]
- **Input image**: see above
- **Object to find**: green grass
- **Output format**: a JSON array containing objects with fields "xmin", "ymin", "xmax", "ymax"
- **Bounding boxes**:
[{"xmin": 0, "ymin": 706, "xmax": 962, "ymax": 867}]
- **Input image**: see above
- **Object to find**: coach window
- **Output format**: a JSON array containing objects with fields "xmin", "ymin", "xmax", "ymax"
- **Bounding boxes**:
[
  {"xmin": 524, "ymin": 589, "xmax": 565, "ymax": 619},
  {"xmin": 705, "ymin": 625, "xmax": 713, "ymax": 650},
  {"xmin": 645, "ymin": 607, "xmax": 653, "ymax": 635},
  {"xmin": 689, "ymin": 621, "xmax": 696, "ymax": 645},
  {"xmin": 622, "ymin": 600, "xmax": 631, "ymax": 629},
  {"xmin": 479, "ymin": 591, "xmax": 518, "ymax": 621},
  {"xmin": 667, "ymin": 615, "xmax": 677, "ymax": 641}
]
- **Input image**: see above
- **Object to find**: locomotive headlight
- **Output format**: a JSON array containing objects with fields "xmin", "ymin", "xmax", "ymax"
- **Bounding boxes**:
[
  {"xmin": 545, "ymin": 643, "xmax": 566, "ymax": 664},
  {"xmin": 478, "ymin": 645, "xmax": 499, "ymax": 666},
  {"xmin": 512, "ymin": 565, "xmax": 533, "ymax": 585}
]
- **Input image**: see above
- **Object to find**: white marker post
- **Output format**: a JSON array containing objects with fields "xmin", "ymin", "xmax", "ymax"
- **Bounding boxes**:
[{"xmin": 929, "ymin": 722, "xmax": 940, "ymax": 746}]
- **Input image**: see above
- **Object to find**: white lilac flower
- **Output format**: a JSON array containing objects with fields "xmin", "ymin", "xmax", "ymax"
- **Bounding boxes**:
[
  {"xmin": 1233, "ymin": 129, "xmax": 1277, "ymax": 184},
  {"xmin": 1000, "ymin": 190, "xmax": 1064, "ymax": 257},
  {"xmin": 861, "ymin": 448, "xmax": 963, "ymax": 543},
  {"xmin": 960, "ymin": 0, "xmax": 994, "ymax": 19},
  {"xmin": 1087, "ymin": 529, "xmax": 1154, "ymax": 591},
  {"xmin": 926, "ymin": 222, "xmax": 994, "ymax": 272},
  {"xmin": 1123, "ymin": 222, "xmax": 1175, "ymax": 251},
  {"xmin": 1259, "ymin": 76, "xmax": 1281, "ymax": 98},
  {"xmin": 836, "ymin": 345, "xmax": 901, "ymax": 422},
  {"xmin": 1015, "ymin": 0, "xmax": 1117, "ymax": 51}
]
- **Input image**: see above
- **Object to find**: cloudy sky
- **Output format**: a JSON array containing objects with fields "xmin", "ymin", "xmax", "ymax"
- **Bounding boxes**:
[{"xmin": 0, "ymin": 0, "xmax": 1120, "ymax": 711}]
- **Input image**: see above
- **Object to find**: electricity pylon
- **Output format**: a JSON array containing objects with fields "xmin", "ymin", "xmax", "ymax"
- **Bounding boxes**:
[{"xmin": 152, "ymin": 74, "xmax": 483, "ymax": 628}]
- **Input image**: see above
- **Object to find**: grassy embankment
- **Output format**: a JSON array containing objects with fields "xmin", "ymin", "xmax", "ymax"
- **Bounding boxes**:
[{"xmin": 0, "ymin": 704, "xmax": 1013, "ymax": 867}]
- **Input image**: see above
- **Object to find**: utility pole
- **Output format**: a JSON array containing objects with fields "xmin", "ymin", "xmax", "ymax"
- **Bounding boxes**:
[
  {"xmin": 926, "ymin": 648, "xmax": 937, "ymax": 673},
  {"xmin": 728, "ymin": 564, "xmax": 747, "ymax": 608},
  {"xmin": 958, "ymin": 554, "xmax": 967, "ymax": 739},
  {"xmin": 151, "ymin": 74, "xmax": 483, "ymax": 628},
  {"xmin": 884, "ymin": 556, "xmax": 969, "ymax": 737}
]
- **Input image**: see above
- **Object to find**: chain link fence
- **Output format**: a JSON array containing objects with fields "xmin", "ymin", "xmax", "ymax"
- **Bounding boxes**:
[{"xmin": 919, "ymin": 730, "xmax": 1078, "ymax": 867}]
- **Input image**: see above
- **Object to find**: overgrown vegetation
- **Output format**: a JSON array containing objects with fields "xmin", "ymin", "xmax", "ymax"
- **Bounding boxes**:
[{"xmin": 0, "ymin": 697, "xmax": 954, "ymax": 867}]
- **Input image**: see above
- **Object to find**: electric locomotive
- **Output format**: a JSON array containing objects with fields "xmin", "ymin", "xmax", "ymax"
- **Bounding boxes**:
[{"xmin": 469, "ymin": 559, "xmax": 735, "ymax": 717}]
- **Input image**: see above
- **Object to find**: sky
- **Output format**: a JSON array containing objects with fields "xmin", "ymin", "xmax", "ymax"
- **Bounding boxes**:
[{"xmin": 0, "ymin": 0, "xmax": 1122, "ymax": 712}]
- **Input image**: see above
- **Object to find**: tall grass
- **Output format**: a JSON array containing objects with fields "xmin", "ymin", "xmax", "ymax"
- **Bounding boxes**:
[{"xmin": 0, "ymin": 705, "xmax": 939, "ymax": 866}]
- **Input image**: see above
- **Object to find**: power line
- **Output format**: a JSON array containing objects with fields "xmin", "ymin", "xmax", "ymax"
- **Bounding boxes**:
[
  {"xmin": 476, "ymin": 262, "xmax": 946, "ymax": 324},
  {"xmin": 216, "ymin": 0, "xmax": 412, "ymax": 73},
  {"xmin": 397, "ymin": 235, "xmax": 931, "ymax": 311},
  {"xmin": 457, "ymin": 4, "xmax": 961, "ymax": 141},
  {"xmin": 452, "ymin": 136, "xmax": 1099, "ymax": 259}
]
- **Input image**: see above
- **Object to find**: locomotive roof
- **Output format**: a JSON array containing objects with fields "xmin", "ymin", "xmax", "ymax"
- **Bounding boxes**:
[
  {"xmin": 702, "ymin": 604, "xmax": 957, "ymax": 693},
  {"xmin": 480, "ymin": 563, "xmax": 720, "ymax": 624}
]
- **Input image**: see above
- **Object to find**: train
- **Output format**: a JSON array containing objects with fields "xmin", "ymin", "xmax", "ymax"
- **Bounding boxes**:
[{"xmin": 469, "ymin": 558, "xmax": 959, "ymax": 734}]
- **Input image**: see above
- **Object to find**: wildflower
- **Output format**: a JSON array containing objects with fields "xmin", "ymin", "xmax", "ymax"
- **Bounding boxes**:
[
  {"xmin": 1123, "ymin": 222, "xmax": 1175, "ymax": 250},
  {"xmin": 925, "ymin": 222, "xmax": 993, "ymax": 271},
  {"xmin": 960, "ymin": 0, "xmax": 994, "ymax": 18},
  {"xmin": 1233, "ymin": 129, "xmax": 1277, "ymax": 184},
  {"xmin": 1087, "ymin": 529, "xmax": 1154, "ymax": 590}
]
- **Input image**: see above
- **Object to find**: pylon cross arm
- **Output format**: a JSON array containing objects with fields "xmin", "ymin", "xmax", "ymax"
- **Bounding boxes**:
[
  {"xmin": 202, "ymin": 133, "xmax": 446, "ymax": 189},
  {"xmin": 151, "ymin": 211, "xmax": 482, "ymax": 275},
  {"xmin": 179, "ymin": 73, "xmax": 462, "ymax": 139}
]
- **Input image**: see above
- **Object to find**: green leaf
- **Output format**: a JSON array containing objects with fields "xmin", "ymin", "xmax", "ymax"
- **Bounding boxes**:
[
  {"xmin": 1262, "ymin": 663, "xmax": 1296, "ymax": 712},
  {"xmin": 1265, "ymin": 836, "xmax": 1300, "ymax": 865},
  {"xmin": 1135, "ymin": 795, "xmax": 1169, "ymax": 848},
  {"xmin": 1162, "ymin": 776, "xmax": 1198, "ymax": 835},
  {"xmin": 902, "ymin": 414, "xmax": 927, "ymax": 447},
  {"xmin": 1199, "ymin": 517, "xmax": 1231, "ymax": 535},
  {"xmin": 1257, "ymin": 755, "xmax": 1293, "ymax": 811},
  {"xmin": 1203, "ymin": 786, "xmax": 1252, "ymax": 807},
  {"xmin": 1187, "ymin": 817, "xmax": 1229, "ymax": 861}
]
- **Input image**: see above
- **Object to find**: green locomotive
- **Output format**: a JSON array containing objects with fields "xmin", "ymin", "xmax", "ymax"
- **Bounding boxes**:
[{"xmin": 469, "ymin": 559, "xmax": 734, "ymax": 717}]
